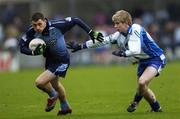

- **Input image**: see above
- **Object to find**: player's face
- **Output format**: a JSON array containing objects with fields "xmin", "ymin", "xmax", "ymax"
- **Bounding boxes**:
[
  {"xmin": 114, "ymin": 22, "xmax": 129, "ymax": 33},
  {"xmin": 32, "ymin": 19, "xmax": 47, "ymax": 33}
]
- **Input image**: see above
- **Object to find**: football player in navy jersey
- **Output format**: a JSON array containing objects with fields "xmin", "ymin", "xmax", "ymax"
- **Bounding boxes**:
[
  {"xmin": 67, "ymin": 10, "xmax": 166, "ymax": 112},
  {"xmin": 19, "ymin": 12, "xmax": 103, "ymax": 115}
]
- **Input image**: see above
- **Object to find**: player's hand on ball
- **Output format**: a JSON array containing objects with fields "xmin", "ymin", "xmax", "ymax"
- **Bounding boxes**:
[
  {"xmin": 33, "ymin": 44, "xmax": 46, "ymax": 55},
  {"xmin": 89, "ymin": 30, "xmax": 104, "ymax": 43},
  {"xmin": 66, "ymin": 41, "xmax": 82, "ymax": 53}
]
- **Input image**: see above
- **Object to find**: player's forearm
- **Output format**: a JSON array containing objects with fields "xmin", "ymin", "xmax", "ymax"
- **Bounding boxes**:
[
  {"xmin": 20, "ymin": 46, "xmax": 33, "ymax": 55},
  {"xmin": 85, "ymin": 38, "xmax": 110, "ymax": 49},
  {"xmin": 74, "ymin": 34, "xmax": 113, "ymax": 50},
  {"xmin": 125, "ymin": 43, "xmax": 141, "ymax": 57},
  {"xmin": 19, "ymin": 40, "xmax": 33, "ymax": 55},
  {"xmin": 124, "ymin": 50, "xmax": 134, "ymax": 56},
  {"xmin": 72, "ymin": 17, "xmax": 92, "ymax": 33},
  {"xmin": 67, "ymin": 37, "xmax": 110, "ymax": 52}
]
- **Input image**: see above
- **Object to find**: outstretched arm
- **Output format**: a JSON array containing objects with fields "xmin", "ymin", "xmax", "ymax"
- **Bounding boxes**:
[
  {"xmin": 71, "ymin": 17, "xmax": 104, "ymax": 42},
  {"xmin": 53, "ymin": 17, "xmax": 103, "ymax": 42},
  {"xmin": 66, "ymin": 39, "xmax": 107, "ymax": 53},
  {"xmin": 67, "ymin": 31, "xmax": 121, "ymax": 52}
]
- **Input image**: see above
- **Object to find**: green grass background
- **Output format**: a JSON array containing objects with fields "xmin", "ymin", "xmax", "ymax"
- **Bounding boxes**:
[{"xmin": 0, "ymin": 62, "xmax": 180, "ymax": 119}]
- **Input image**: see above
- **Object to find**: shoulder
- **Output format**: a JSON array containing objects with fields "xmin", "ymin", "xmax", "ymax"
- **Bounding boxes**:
[
  {"xmin": 128, "ymin": 24, "xmax": 143, "ymax": 38},
  {"xmin": 131, "ymin": 24, "xmax": 142, "ymax": 32},
  {"xmin": 106, "ymin": 31, "xmax": 121, "ymax": 40},
  {"xmin": 130, "ymin": 24, "xmax": 145, "ymax": 37},
  {"xmin": 50, "ymin": 17, "xmax": 74, "ymax": 25},
  {"xmin": 111, "ymin": 31, "xmax": 121, "ymax": 37},
  {"xmin": 50, "ymin": 19, "xmax": 65, "ymax": 27},
  {"xmin": 25, "ymin": 26, "xmax": 35, "ymax": 37},
  {"xmin": 20, "ymin": 26, "xmax": 35, "ymax": 42}
]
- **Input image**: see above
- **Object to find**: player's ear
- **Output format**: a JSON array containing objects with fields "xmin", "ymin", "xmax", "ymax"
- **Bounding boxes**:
[{"xmin": 40, "ymin": 18, "xmax": 46, "ymax": 23}]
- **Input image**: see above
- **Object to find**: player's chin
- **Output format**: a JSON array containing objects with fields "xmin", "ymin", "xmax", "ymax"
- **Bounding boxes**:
[
  {"xmin": 35, "ymin": 30, "xmax": 43, "ymax": 33},
  {"xmin": 116, "ymin": 29, "xmax": 120, "ymax": 32}
]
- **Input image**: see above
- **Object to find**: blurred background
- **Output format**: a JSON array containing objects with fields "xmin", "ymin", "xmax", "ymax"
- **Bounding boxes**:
[{"xmin": 0, "ymin": 0, "xmax": 180, "ymax": 72}]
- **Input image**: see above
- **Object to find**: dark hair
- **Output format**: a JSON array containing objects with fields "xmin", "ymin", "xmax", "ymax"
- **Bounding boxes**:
[{"xmin": 31, "ymin": 12, "xmax": 45, "ymax": 21}]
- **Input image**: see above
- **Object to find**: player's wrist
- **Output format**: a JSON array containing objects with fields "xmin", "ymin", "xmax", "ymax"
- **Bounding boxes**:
[
  {"xmin": 88, "ymin": 29, "xmax": 93, "ymax": 34},
  {"xmin": 81, "ymin": 43, "xmax": 87, "ymax": 49}
]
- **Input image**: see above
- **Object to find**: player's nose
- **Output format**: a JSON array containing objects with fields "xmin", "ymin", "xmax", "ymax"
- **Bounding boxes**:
[
  {"xmin": 35, "ymin": 26, "xmax": 41, "ymax": 32},
  {"xmin": 114, "ymin": 24, "xmax": 118, "ymax": 28}
]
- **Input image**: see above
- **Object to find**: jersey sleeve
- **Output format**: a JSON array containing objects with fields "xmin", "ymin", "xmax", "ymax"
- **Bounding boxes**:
[
  {"xmin": 19, "ymin": 28, "xmax": 35, "ymax": 55},
  {"xmin": 85, "ymin": 31, "xmax": 120, "ymax": 48},
  {"xmin": 52, "ymin": 17, "xmax": 92, "ymax": 34}
]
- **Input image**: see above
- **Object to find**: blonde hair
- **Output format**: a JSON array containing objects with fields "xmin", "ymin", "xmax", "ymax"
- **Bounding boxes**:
[{"xmin": 112, "ymin": 10, "xmax": 132, "ymax": 25}]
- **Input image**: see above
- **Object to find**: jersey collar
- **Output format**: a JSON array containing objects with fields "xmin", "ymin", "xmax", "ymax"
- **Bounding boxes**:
[
  {"xmin": 127, "ymin": 25, "xmax": 132, "ymax": 34},
  {"xmin": 120, "ymin": 25, "xmax": 132, "ymax": 37},
  {"xmin": 41, "ymin": 18, "xmax": 50, "ymax": 36}
]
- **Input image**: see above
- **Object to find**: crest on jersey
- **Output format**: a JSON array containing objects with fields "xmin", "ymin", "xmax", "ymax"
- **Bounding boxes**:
[{"xmin": 65, "ymin": 17, "xmax": 72, "ymax": 22}]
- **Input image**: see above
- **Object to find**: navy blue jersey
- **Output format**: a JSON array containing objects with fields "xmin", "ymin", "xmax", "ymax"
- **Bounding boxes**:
[{"xmin": 19, "ymin": 17, "xmax": 91, "ymax": 63}]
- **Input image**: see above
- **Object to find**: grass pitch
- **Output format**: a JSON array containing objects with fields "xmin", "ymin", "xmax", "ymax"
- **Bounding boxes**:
[{"xmin": 0, "ymin": 62, "xmax": 180, "ymax": 119}]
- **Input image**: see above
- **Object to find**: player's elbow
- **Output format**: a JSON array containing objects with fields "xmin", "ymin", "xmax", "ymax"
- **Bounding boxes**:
[
  {"xmin": 19, "ymin": 46, "xmax": 24, "ymax": 53},
  {"xmin": 72, "ymin": 17, "xmax": 80, "ymax": 21},
  {"xmin": 19, "ymin": 46, "xmax": 30, "ymax": 55},
  {"xmin": 71, "ymin": 17, "xmax": 83, "ymax": 24}
]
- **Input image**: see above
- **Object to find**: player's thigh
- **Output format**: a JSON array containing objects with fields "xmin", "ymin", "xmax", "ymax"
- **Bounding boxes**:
[
  {"xmin": 139, "ymin": 66, "xmax": 157, "ymax": 85},
  {"xmin": 36, "ymin": 70, "xmax": 56, "ymax": 86}
]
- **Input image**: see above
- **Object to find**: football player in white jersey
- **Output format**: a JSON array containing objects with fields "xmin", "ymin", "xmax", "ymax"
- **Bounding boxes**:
[{"xmin": 67, "ymin": 10, "xmax": 166, "ymax": 112}]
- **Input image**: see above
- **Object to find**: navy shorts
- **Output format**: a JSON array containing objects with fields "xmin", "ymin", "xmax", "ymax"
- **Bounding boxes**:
[
  {"xmin": 45, "ymin": 59, "xmax": 70, "ymax": 77},
  {"xmin": 137, "ymin": 56, "xmax": 166, "ymax": 78}
]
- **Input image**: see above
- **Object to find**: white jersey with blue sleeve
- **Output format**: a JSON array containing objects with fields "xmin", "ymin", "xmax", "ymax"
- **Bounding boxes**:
[
  {"xmin": 85, "ymin": 24, "xmax": 165, "ymax": 62},
  {"xmin": 85, "ymin": 31, "xmax": 122, "ymax": 48},
  {"xmin": 126, "ymin": 24, "xmax": 165, "ymax": 60}
]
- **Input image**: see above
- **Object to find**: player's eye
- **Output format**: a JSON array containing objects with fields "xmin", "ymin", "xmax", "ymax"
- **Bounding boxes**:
[
  {"xmin": 114, "ymin": 22, "xmax": 119, "ymax": 25},
  {"xmin": 38, "ymin": 23, "xmax": 42, "ymax": 26},
  {"xmin": 32, "ymin": 24, "xmax": 36, "ymax": 27}
]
